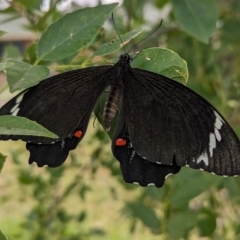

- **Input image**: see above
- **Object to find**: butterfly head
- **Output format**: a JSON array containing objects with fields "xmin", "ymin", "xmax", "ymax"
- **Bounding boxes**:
[{"xmin": 119, "ymin": 53, "xmax": 132, "ymax": 65}]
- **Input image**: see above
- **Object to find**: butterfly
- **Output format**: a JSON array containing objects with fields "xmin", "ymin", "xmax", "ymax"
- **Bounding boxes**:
[{"xmin": 0, "ymin": 52, "xmax": 240, "ymax": 188}]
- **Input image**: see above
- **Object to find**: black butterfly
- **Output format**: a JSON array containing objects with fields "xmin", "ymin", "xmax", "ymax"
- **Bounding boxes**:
[{"xmin": 1, "ymin": 53, "xmax": 240, "ymax": 188}]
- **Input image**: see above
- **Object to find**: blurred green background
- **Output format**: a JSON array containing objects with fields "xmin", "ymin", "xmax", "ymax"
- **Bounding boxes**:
[{"xmin": 0, "ymin": 0, "xmax": 240, "ymax": 239}]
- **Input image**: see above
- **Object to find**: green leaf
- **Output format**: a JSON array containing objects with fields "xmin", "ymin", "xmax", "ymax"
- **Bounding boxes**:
[
  {"xmin": 168, "ymin": 211, "xmax": 197, "ymax": 240},
  {"xmin": 38, "ymin": 3, "xmax": 118, "ymax": 61},
  {"xmin": 170, "ymin": 169, "xmax": 222, "ymax": 208},
  {"xmin": 3, "ymin": 45, "xmax": 21, "ymax": 59},
  {"xmin": 171, "ymin": 0, "xmax": 218, "ymax": 43},
  {"xmin": 224, "ymin": 178, "xmax": 240, "ymax": 199},
  {"xmin": 0, "ymin": 153, "xmax": 6, "ymax": 173},
  {"xmin": 0, "ymin": 30, "xmax": 6, "ymax": 37},
  {"xmin": 222, "ymin": 19, "xmax": 240, "ymax": 45},
  {"xmin": 94, "ymin": 27, "xmax": 143, "ymax": 56},
  {"xmin": 0, "ymin": 62, "xmax": 14, "ymax": 71},
  {"xmin": 23, "ymin": 43, "xmax": 38, "ymax": 64},
  {"xmin": 131, "ymin": 47, "xmax": 188, "ymax": 84},
  {"xmin": 0, "ymin": 115, "xmax": 58, "ymax": 138},
  {"xmin": 0, "ymin": 230, "xmax": 8, "ymax": 240},
  {"xmin": 6, "ymin": 59, "xmax": 49, "ymax": 92},
  {"xmin": 124, "ymin": 201, "xmax": 160, "ymax": 230},
  {"xmin": 197, "ymin": 209, "xmax": 216, "ymax": 236},
  {"xmin": 144, "ymin": 186, "xmax": 165, "ymax": 201}
]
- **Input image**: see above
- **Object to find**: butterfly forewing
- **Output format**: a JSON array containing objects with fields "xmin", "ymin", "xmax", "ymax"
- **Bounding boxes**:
[{"xmin": 0, "ymin": 66, "xmax": 112, "ymax": 143}]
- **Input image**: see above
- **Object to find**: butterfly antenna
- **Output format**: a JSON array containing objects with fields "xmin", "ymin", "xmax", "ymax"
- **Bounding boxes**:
[
  {"xmin": 111, "ymin": 13, "xmax": 127, "ymax": 53},
  {"xmin": 127, "ymin": 20, "xmax": 163, "ymax": 54}
]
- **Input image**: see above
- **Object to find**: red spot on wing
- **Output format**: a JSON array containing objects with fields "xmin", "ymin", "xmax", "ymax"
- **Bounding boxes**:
[
  {"xmin": 115, "ymin": 138, "xmax": 127, "ymax": 146},
  {"xmin": 74, "ymin": 130, "xmax": 83, "ymax": 138}
]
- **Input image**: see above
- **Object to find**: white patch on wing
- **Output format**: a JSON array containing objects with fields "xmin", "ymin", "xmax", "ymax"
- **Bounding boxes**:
[
  {"xmin": 11, "ymin": 108, "xmax": 20, "ymax": 116},
  {"xmin": 214, "ymin": 128, "xmax": 222, "ymax": 142},
  {"xmin": 215, "ymin": 118, "xmax": 223, "ymax": 130},
  {"xmin": 196, "ymin": 151, "xmax": 209, "ymax": 166},
  {"xmin": 209, "ymin": 133, "xmax": 216, "ymax": 157},
  {"xmin": 205, "ymin": 111, "xmax": 225, "ymax": 158},
  {"xmin": 10, "ymin": 90, "xmax": 28, "ymax": 115},
  {"xmin": 10, "ymin": 104, "xmax": 19, "ymax": 113},
  {"xmin": 214, "ymin": 111, "xmax": 225, "ymax": 128},
  {"xmin": 16, "ymin": 93, "xmax": 25, "ymax": 103},
  {"xmin": 212, "ymin": 111, "xmax": 224, "ymax": 142}
]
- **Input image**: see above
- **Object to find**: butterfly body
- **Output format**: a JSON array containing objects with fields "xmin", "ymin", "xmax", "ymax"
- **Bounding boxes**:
[{"xmin": 1, "ymin": 53, "xmax": 240, "ymax": 187}]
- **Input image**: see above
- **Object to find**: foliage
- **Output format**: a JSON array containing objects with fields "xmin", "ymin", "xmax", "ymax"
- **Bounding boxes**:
[
  {"xmin": 0, "ymin": 0, "xmax": 240, "ymax": 240},
  {"xmin": 0, "ymin": 230, "xmax": 8, "ymax": 240}
]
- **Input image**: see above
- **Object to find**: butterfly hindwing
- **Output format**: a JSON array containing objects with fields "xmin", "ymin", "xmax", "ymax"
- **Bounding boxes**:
[
  {"xmin": 112, "ymin": 102, "xmax": 181, "ymax": 187},
  {"xmin": 112, "ymin": 125, "xmax": 181, "ymax": 187},
  {"xmin": 27, "ymin": 138, "xmax": 77, "ymax": 167},
  {"xmin": 122, "ymin": 68, "xmax": 240, "ymax": 176},
  {"xmin": 26, "ymin": 100, "xmax": 94, "ymax": 167}
]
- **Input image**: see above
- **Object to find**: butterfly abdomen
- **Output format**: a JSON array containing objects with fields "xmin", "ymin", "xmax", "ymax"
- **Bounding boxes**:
[{"xmin": 103, "ymin": 84, "xmax": 122, "ymax": 131}]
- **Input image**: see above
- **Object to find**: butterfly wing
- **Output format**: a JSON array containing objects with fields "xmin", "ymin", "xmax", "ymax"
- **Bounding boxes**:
[
  {"xmin": 0, "ymin": 66, "xmax": 112, "ymax": 142},
  {"xmin": 121, "ymin": 68, "xmax": 240, "ymax": 176},
  {"xmin": 26, "ymin": 105, "xmax": 93, "ymax": 167},
  {"xmin": 0, "ymin": 66, "xmax": 113, "ymax": 166},
  {"xmin": 112, "ymin": 102, "xmax": 181, "ymax": 187}
]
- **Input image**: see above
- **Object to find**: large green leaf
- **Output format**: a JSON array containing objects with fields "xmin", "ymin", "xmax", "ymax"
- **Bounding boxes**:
[
  {"xmin": 94, "ymin": 27, "xmax": 143, "ymax": 56},
  {"xmin": 171, "ymin": 0, "xmax": 218, "ymax": 43},
  {"xmin": 131, "ymin": 47, "xmax": 188, "ymax": 84},
  {"xmin": 0, "ymin": 115, "xmax": 58, "ymax": 138},
  {"xmin": 38, "ymin": 3, "xmax": 118, "ymax": 61},
  {"xmin": 6, "ymin": 59, "xmax": 49, "ymax": 92}
]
